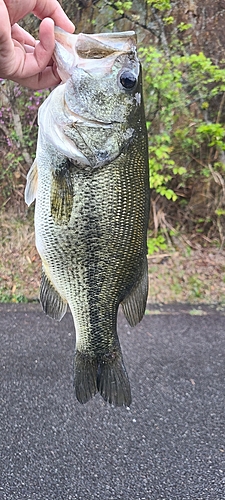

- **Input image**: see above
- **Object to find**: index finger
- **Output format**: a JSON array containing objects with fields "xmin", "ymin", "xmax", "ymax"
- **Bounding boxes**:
[{"xmin": 32, "ymin": 0, "xmax": 75, "ymax": 32}]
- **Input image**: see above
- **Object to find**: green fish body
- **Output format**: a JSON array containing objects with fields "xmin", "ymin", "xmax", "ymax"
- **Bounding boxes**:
[{"xmin": 25, "ymin": 29, "xmax": 150, "ymax": 407}]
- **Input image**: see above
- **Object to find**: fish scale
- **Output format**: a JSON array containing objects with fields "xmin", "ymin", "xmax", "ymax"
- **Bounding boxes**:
[{"xmin": 25, "ymin": 28, "xmax": 150, "ymax": 407}]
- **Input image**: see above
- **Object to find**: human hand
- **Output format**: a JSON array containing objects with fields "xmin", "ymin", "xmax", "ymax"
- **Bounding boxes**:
[{"xmin": 0, "ymin": 0, "xmax": 75, "ymax": 89}]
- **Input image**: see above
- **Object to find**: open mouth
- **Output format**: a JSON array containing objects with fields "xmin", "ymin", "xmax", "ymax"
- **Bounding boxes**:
[{"xmin": 54, "ymin": 27, "xmax": 137, "ymax": 82}]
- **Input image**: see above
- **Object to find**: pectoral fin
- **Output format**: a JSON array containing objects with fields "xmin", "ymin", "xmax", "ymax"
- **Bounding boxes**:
[
  {"xmin": 121, "ymin": 257, "xmax": 148, "ymax": 326},
  {"xmin": 50, "ymin": 161, "xmax": 74, "ymax": 224},
  {"xmin": 40, "ymin": 268, "xmax": 67, "ymax": 321},
  {"xmin": 24, "ymin": 159, "xmax": 38, "ymax": 206}
]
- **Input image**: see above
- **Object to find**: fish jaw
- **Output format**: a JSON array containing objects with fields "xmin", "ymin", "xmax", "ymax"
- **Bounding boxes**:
[
  {"xmin": 54, "ymin": 27, "xmax": 137, "ymax": 81},
  {"xmin": 54, "ymin": 26, "xmax": 136, "ymax": 52}
]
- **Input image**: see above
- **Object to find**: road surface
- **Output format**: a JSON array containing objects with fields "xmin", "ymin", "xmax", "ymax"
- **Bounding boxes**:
[{"xmin": 1, "ymin": 303, "xmax": 225, "ymax": 499}]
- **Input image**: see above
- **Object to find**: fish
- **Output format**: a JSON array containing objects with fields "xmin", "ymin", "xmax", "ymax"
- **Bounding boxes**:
[{"xmin": 25, "ymin": 27, "xmax": 150, "ymax": 407}]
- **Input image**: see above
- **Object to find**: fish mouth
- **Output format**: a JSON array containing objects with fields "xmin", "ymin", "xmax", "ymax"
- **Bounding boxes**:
[
  {"xmin": 54, "ymin": 27, "xmax": 136, "ymax": 57},
  {"xmin": 54, "ymin": 27, "xmax": 137, "ymax": 82}
]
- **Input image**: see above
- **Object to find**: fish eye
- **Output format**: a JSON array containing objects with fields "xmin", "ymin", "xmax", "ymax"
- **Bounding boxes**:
[{"xmin": 119, "ymin": 71, "xmax": 137, "ymax": 90}]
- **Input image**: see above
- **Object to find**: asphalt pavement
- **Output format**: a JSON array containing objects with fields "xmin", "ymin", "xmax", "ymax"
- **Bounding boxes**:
[{"xmin": 1, "ymin": 303, "xmax": 225, "ymax": 500}]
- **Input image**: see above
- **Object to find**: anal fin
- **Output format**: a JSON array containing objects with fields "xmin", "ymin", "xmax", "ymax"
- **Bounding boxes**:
[
  {"xmin": 40, "ymin": 269, "xmax": 67, "ymax": 321},
  {"xmin": 122, "ymin": 256, "xmax": 148, "ymax": 327}
]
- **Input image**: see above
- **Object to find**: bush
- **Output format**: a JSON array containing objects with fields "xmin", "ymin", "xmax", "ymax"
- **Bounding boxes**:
[
  {"xmin": 141, "ymin": 43, "xmax": 225, "ymax": 244},
  {"xmin": 0, "ymin": 81, "xmax": 48, "ymax": 208}
]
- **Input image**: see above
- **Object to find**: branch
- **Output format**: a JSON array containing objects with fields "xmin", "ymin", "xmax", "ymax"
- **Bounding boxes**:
[
  {"xmin": 11, "ymin": 110, "xmax": 33, "ymax": 166},
  {"xmin": 102, "ymin": 1, "xmax": 167, "ymax": 40},
  {"xmin": 151, "ymin": 7, "xmax": 170, "ymax": 57}
]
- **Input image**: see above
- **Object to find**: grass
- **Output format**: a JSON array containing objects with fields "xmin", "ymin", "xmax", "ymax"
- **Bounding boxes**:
[
  {"xmin": 148, "ymin": 247, "xmax": 225, "ymax": 304},
  {"xmin": 0, "ymin": 209, "xmax": 41, "ymax": 302},
  {"xmin": 1, "ymin": 209, "xmax": 225, "ymax": 304}
]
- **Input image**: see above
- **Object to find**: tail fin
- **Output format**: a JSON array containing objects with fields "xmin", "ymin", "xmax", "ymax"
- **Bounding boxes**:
[
  {"xmin": 74, "ymin": 351, "xmax": 131, "ymax": 407},
  {"xmin": 97, "ymin": 354, "xmax": 131, "ymax": 407},
  {"xmin": 74, "ymin": 351, "xmax": 98, "ymax": 404}
]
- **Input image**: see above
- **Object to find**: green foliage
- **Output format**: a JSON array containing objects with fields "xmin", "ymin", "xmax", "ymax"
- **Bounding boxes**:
[
  {"xmin": 147, "ymin": 0, "xmax": 171, "ymax": 11},
  {"xmin": 111, "ymin": 1, "xmax": 132, "ymax": 15},
  {"xmin": 149, "ymin": 133, "xmax": 180, "ymax": 201},
  {"xmin": 188, "ymin": 276, "xmax": 203, "ymax": 299},
  {"xmin": 141, "ymin": 42, "xmax": 225, "ymax": 241},
  {"xmin": 147, "ymin": 0, "xmax": 174, "ymax": 26},
  {"xmin": 196, "ymin": 123, "xmax": 225, "ymax": 150},
  {"xmin": 0, "ymin": 292, "xmax": 28, "ymax": 303},
  {"xmin": 164, "ymin": 16, "xmax": 174, "ymax": 24},
  {"xmin": 177, "ymin": 22, "xmax": 192, "ymax": 31},
  {"xmin": 215, "ymin": 209, "xmax": 225, "ymax": 216},
  {"xmin": 148, "ymin": 232, "xmax": 167, "ymax": 254}
]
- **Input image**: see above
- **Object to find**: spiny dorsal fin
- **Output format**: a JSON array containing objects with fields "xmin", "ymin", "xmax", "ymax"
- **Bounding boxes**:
[
  {"xmin": 24, "ymin": 159, "xmax": 38, "ymax": 206},
  {"xmin": 40, "ymin": 268, "xmax": 67, "ymax": 321},
  {"xmin": 121, "ymin": 257, "xmax": 148, "ymax": 327}
]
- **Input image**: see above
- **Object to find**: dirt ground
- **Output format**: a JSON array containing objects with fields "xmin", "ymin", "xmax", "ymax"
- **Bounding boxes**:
[{"xmin": 148, "ymin": 248, "xmax": 225, "ymax": 305}]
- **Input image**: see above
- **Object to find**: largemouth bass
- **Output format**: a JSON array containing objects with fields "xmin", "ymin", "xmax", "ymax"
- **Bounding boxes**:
[{"xmin": 25, "ymin": 28, "xmax": 150, "ymax": 407}]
